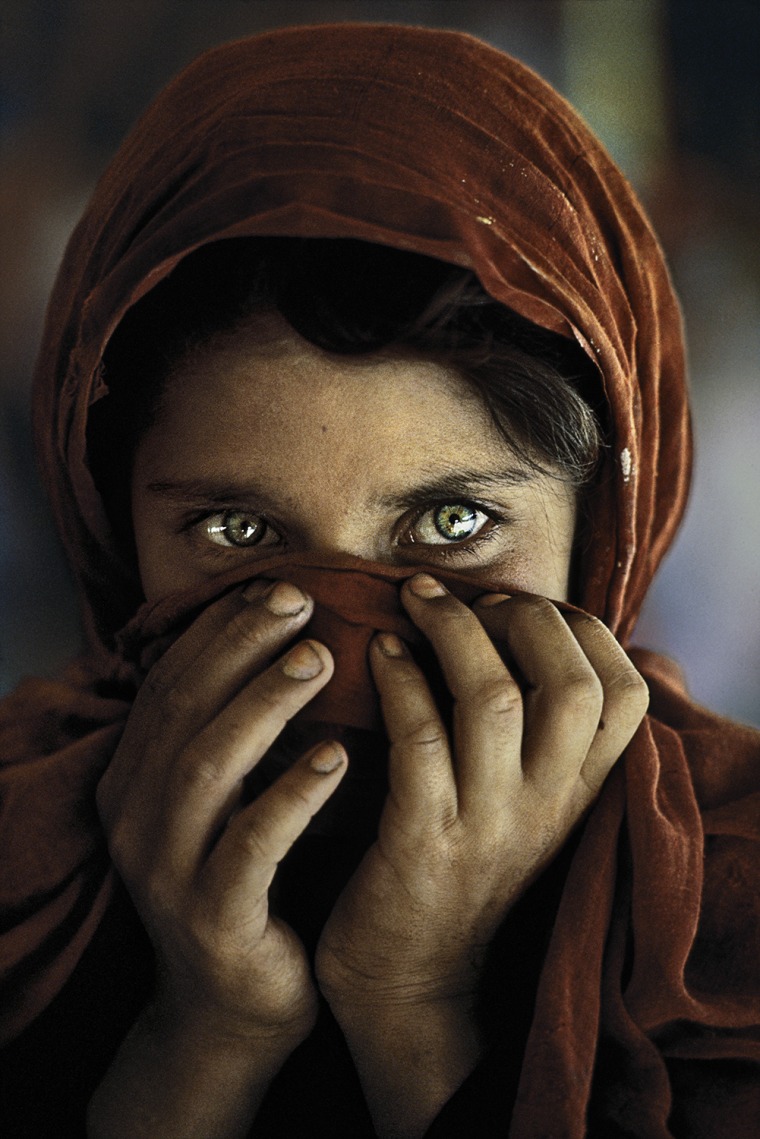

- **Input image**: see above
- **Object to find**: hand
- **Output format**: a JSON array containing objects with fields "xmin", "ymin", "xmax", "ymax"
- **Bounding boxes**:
[
  {"xmin": 316, "ymin": 572, "xmax": 649, "ymax": 1010},
  {"xmin": 96, "ymin": 579, "xmax": 347, "ymax": 1047},
  {"xmin": 314, "ymin": 574, "xmax": 648, "ymax": 1137}
]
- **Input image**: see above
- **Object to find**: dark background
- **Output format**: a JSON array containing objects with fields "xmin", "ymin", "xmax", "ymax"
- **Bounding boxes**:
[{"xmin": 1, "ymin": 0, "xmax": 758, "ymax": 725}]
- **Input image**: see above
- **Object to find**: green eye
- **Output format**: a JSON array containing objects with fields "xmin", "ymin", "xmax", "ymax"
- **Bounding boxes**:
[
  {"xmin": 205, "ymin": 510, "xmax": 265, "ymax": 547},
  {"xmin": 413, "ymin": 503, "xmax": 487, "ymax": 544},
  {"xmin": 434, "ymin": 503, "xmax": 479, "ymax": 539}
]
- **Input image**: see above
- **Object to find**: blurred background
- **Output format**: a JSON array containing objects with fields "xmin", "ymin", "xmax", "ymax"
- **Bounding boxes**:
[{"xmin": 1, "ymin": 0, "xmax": 758, "ymax": 725}]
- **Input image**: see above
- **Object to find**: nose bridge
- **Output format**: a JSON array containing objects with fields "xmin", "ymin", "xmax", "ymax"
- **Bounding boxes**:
[
  {"xmin": 283, "ymin": 465, "xmax": 387, "ymax": 561},
  {"xmin": 296, "ymin": 500, "xmax": 387, "ymax": 561}
]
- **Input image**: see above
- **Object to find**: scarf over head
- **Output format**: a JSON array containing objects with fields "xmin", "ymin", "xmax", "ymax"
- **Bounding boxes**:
[{"xmin": 1, "ymin": 24, "xmax": 758, "ymax": 1137}]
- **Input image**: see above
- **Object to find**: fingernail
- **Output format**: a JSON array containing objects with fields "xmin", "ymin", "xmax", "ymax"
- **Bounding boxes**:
[
  {"xmin": 476, "ymin": 592, "xmax": 511, "ymax": 607},
  {"xmin": 408, "ymin": 573, "xmax": 447, "ymax": 599},
  {"xmin": 242, "ymin": 579, "xmax": 270, "ymax": 601},
  {"xmin": 376, "ymin": 632, "xmax": 407, "ymax": 658},
  {"xmin": 264, "ymin": 581, "xmax": 308, "ymax": 616},
  {"xmin": 308, "ymin": 741, "xmax": 346, "ymax": 774},
  {"xmin": 281, "ymin": 641, "xmax": 324, "ymax": 679}
]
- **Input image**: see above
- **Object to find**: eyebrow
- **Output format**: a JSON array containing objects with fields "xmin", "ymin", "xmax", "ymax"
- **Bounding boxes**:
[
  {"xmin": 145, "ymin": 465, "xmax": 536, "ymax": 510},
  {"xmin": 146, "ymin": 478, "xmax": 268, "ymax": 506},
  {"xmin": 376, "ymin": 466, "xmax": 534, "ymax": 509}
]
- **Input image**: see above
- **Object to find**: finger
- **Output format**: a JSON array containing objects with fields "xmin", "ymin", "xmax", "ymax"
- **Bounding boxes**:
[
  {"xmin": 472, "ymin": 594, "xmax": 604, "ymax": 792},
  {"xmin": 136, "ymin": 580, "xmax": 314, "ymax": 737},
  {"xmin": 105, "ymin": 581, "xmax": 315, "ymax": 815},
  {"xmin": 474, "ymin": 597, "xmax": 648, "ymax": 794},
  {"xmin": 202, "ymin": 740, "xmax": 347, "ymax": 917},
  {"xmin": 101, "ymin": 588, "xmax": 262, "ymax": 819},
  {"xmin": 563, "ymin": 612, "xmax": 649, "ymax": 792},
  {"xmin": 135, "ymin": 583, "xmax": 265, "ymax": 698},
  {"xmin": 399, "ymin": 575, "xmax": 524, "ymax": 809},
  {"xmin": 161, "ymin": 639, "xmax": 336, "ymax": 872},
  {"xmin": 369, "ymin": 633, "xmax": 456, "ymax": 829}
]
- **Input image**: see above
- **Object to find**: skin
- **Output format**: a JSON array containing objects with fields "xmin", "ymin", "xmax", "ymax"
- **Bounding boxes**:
[{"xmin": 89, "ymin": 312, "xmax": 649, "ymax": 1138}]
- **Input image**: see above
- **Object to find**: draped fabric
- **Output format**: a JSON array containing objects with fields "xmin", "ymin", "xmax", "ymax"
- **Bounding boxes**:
[{"xmin": 2, "ymin": 23, "xmax": 758, "ymax": 1136}]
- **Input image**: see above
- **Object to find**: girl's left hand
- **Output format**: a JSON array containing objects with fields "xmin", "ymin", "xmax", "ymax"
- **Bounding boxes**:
[{"xmin": 316, "ymin": 572, "xmax": 649, "ymax": 1012}]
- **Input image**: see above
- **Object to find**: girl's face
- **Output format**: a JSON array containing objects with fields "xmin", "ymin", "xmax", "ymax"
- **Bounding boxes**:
[{"xmin": 130, "ymin": 312, "xmax": 577, "ymax": 602}]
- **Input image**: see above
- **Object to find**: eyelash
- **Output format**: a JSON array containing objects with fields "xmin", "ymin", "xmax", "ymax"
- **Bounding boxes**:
[
  {"xmin": 420, "ymin": 522, "xmax": 503, "ymax": 563},
  {"xmin": 181, "ymin": 500, "xmax": 510, "ymax": 561},
  {"xmin": 400, "ymin": 501, "xmax": 508, "ymax": 561}
]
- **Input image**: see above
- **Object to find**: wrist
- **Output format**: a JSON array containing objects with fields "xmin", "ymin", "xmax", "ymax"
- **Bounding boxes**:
[
  {"xmin": 320, "ymin": 956, "xmax": 481, "ymax": 1021},
  {"xmin": 330, "ymin": 985, "xmax": 479, "ymax": 1038},
  {"xmin": 88, "ymin": 993, "xmax": 312, "ymax": 1139},
  {"xmin": 330, "ymin": 994, "xmax": 483, "ymax": 1139},
  {"xmin": 148, "ymin": 980, "xmax": 316, "ymax": 1062}
]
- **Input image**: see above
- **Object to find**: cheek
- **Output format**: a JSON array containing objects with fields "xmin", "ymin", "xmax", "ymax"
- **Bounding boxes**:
[
  {"xmin": 131, "ymin": 504, "xmax": 171, "ymax": 601},
  {"xmin": 500, "ymin": 494, "xmax": 577, "ymax": 601},
  {"xmin": 488, "ymin": 551, "xmax": 572, "ymax": 602},
  {"xmin": 130, "ymin": 495, "xmax": 198, "ymax": 601},
  {"xmin": 136, "ymin": 535, "xmax": 211, "ymax": 601},
  {"xmin": 541, "ymin": 496, "xmax": 578, "ymax": 601}
]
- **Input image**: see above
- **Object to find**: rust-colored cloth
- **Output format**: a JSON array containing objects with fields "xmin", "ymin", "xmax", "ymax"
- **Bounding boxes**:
[
  {"xmin": 2, "ymin": 23, "xmax": 759, "ymax": 1137},
  {"xmin": 116, "ymin": 553, "xmax": 581, "ymax": 733}
]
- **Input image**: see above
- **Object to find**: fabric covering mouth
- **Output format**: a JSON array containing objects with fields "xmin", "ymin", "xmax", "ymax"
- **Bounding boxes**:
[
  {"xmin": 116, "ymin": 553, "xmax": 579, "ymax": 841},
  {"xmin": 116, "ymin": 551, "xmax": 580, "ymax": 734}
]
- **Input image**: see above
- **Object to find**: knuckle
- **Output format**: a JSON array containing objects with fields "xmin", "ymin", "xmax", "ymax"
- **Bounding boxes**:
[
  {"xmin": 559, "ymin": 670, "xmax": 604, "ymax": 713},
  {"xmin": 230, "ymin": 823, "xmax": 272, "ymax": 864},
  {"xmin": 398, "ymin": 717, "xmax": 448, "ymax": 754},
  {"xmin": 275, "ymin": 780, "xmax": 316, "ymax": 819},
  {"xmin": 227, "ymin": 809, "xmax": 295, "ymax": 871},
  {"xmin": 173, "ymin": 740, "xmax": 229, "ymax": 793},
  {"xmin": 607, "ymin": 668, "xmax": 650, "ymax": 714},
  {"xmin": 549, "ymin": 665, "xmax": 601, "ymax": 719},
  {"xmin": 161, "ymin": 682, "xmax": 196, "ymax": 722},
  {"xmin": 471, "ymin": 676, "xmax": 521, "ymax": 720}
]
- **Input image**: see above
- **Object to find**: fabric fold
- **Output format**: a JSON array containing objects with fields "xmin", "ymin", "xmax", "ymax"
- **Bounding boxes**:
[{"xmin": 1, "ymin": 22, "xmax": 757, "ymax": 1136}]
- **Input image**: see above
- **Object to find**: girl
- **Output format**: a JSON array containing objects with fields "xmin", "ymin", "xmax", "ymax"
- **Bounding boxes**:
[{"xmin": 1, "ymin": 23, "xmax": 758, "ymax": 1138}]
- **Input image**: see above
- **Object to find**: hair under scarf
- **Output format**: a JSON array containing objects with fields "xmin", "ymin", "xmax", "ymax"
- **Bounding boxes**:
[{"xmin": 1, "ymin": 24, "xmax": 758, "ymax": 1137}]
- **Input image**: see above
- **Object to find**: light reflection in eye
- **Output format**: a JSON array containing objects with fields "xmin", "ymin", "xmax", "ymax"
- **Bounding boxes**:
[
  {"xmin": 196, "ymin": 501, "xmax": 494, "ymax": 555},
  {"xmin": 412, "ymin": 503, "xmax": 489, "ymax": 544},
  {"xmin": 204, "ymin": 510, "xmax": 266, "ymax": 547}
]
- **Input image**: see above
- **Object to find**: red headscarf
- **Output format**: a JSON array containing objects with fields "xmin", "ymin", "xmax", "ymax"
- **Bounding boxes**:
[
  {"xmin": 33, "ymin": 24, "xmax": 689, "ymax": 651},
  {"xmin": 2, "ymin": 24, "xmax": 758, "ymax": 1136}
]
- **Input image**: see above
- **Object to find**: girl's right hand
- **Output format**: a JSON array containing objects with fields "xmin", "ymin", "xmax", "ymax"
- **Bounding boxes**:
[{"xmin": 96, "ymin": 579, "xmax": 347, "ymax": 1047}]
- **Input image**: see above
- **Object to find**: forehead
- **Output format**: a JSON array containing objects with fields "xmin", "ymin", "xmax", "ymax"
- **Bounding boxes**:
[{"xmin": 155, "ymin": 311, "xmax": 500, "ymax": 449}]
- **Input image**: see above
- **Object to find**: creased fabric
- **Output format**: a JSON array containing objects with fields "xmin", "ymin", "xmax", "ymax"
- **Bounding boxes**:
[
  {"xmin": 116, "ymin": 553, "xmax": 580, "ymax": 732},
  {"xmin": 0, "ymin": 555, "xmax": 570, "ymax": 1047},
  {"xmin": 1, "ymin": 22, "xmax": 758, "ymax": 1136},
  {"xmin": 32, "ymin": 23, "xmax": 689, "ymax": 652}
]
